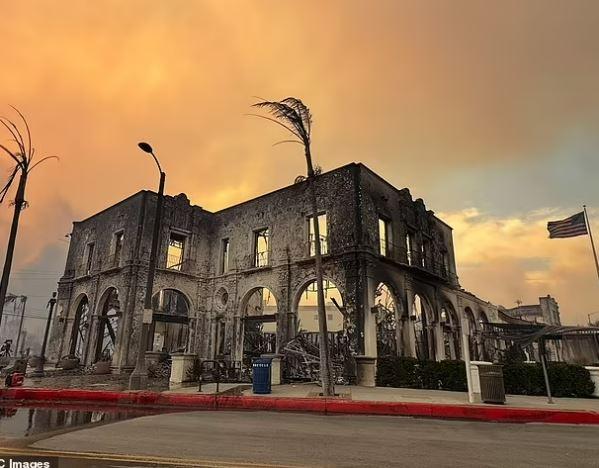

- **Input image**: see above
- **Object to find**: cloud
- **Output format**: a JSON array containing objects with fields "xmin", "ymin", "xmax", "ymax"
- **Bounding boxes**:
[
  {"xmin": 441, "ymin": 207, "xmax": 599, "ymax": 324},
  {"xmin": 1, "ymin": 1, "xmax": 599, "ymax": 336}
]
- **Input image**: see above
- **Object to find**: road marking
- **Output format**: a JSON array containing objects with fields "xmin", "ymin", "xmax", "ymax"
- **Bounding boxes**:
[{"xmin": 0, "ymin": 447, "xmax": 302, "ymax": 468}]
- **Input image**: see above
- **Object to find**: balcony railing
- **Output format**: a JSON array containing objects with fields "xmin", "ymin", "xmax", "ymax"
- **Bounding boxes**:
[
  {"xmin": 378, "ymin": 240, "xmax": 458, "ymax": 284},
  {"xmin": 254, "ymin": 251, "xmax": 269, "ymax": 268},
  {"xmin": 164, "ymin": 254, "xmax": 194, "ymax": 274}
]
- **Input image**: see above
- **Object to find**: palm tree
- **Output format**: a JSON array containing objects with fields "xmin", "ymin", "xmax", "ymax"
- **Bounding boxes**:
[
  {"xmin": 0, "ymin": 107, "xmax": 57, "ymax": 327},
  {"xmin": 251, "ymin": 97, "xmax": 334, "ymax": 396}
]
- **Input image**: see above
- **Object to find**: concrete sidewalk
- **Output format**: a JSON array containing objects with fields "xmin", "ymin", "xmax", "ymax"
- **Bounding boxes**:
[{"xmin": 231, "ymin": 382, "xmax": 599, "ymax": 412}]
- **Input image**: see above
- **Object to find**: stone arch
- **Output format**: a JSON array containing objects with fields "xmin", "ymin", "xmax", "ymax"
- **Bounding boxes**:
[
  {"xmin": 293, "ymin": 277, "xmax": 345, "ymax": 334},
  {"xmin": 464, "ymin": 306, "xmax": 477, "ymax": 332},
  {"xmin": 238, "ymin": 286, "xmax": 279, "ymax": 365},
  {"xmin": 374, "ymin": 282, "xmax": 401, "ymax": 357},
  {"xmin": 411, "ymin": 293, "xmax": 436, "ymax": 360},
  {"xmin": 93, "ymin": 287, "xmax": 121, "ymax": 363},
  {"xmin": 69, "ymin": 294, "xmax": 90, "ymax": 361},
  {"xmin": 463, "ymin": 306, "xmax": 480, "ymax": 360},
  {"xmin": 440, "ymin": 301, "xmax": 461, "ymax": 360},
  {"xmin": 150, "ymin": 288, "xmax": 191, "ymax": 353},
  {"xmin": 478, "ymin": 309, "xmax": 489, "ymax": 326}
]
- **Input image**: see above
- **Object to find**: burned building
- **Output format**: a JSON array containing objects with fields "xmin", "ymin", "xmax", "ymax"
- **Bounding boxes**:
[{"xmin": 49, "ymin": 163, "xmax": 505, "ymax": 374}]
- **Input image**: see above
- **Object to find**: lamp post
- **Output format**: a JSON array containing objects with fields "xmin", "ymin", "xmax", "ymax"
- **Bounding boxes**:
[
  {"xmin": 129, "ymin": 142, "xmax": 165, "ymax": 390},
  {"xmin": 31, "ymin": 292, "xmax": 57, "ymax": 377}
]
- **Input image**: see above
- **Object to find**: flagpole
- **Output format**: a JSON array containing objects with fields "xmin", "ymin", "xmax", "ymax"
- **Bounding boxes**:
[{"xmin": 583, "ymin": 205, "xmax": 599, "ymax": 282}]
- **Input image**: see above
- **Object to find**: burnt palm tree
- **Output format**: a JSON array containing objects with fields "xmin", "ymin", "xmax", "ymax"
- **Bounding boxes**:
[
  {"xmin": 251, "ymin": 97, "xmax": 334, "ymax": 396},
  {"xmin": 0, "ymin": 107, "xmax": 57, "ymax": 327}
]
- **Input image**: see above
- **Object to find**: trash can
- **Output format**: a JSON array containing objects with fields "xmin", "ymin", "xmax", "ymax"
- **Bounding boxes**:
[
  {"xmin": 252, "ymin": 358, "xmax": 272, "ymax": 394},
  {"xmin": 478, "ymin": 364, "xmax": 506, "ymax": 404}
]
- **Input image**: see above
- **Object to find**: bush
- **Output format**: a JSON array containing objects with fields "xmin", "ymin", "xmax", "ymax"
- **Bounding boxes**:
[
  {"xmin": 377, "ymin": 357, "xmax": 595, "ymax": 397},
  {"xmin": 503, "ymin": 362, "xmax": 595, "ymax": 398},
  {"xmin": 376, "ymin": 357, "xmax": 465, "ymax": 391}
]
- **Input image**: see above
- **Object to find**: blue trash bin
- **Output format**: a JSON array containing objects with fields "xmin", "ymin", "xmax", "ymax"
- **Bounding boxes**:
[{"xmin": 252, "ymin": 358, "xmax": 272, "ymax": 394}]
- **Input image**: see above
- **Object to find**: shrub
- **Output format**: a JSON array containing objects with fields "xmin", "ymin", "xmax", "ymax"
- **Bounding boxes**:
[
  {"xmin": 376, "ymin": 357, "xmax": 465, "ymax": 391},
  {"xmin": 503, "ymin": 362, "xmax": 595, "ymax": 398},
  {"xmin": 376, "ymin": 357, "xmax": 595, "ymax": 398}
]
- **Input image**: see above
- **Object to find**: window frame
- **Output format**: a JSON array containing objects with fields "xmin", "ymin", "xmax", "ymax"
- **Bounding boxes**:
[
  {"xmin": 166, "ymin": 231, "xmax": 187, "ymax": 271},
  {"xmin": 378, "ymin": 216, "xmax": 391, "ymax": 257},
  {"xmin": 253, "ymin": 227, "xmax": 270, "ymax": 268},
  {"xmin": 85, "ymin": 242, "xmax": 95, "ymax": 274},
  {"xmin": 308, "ymin": 212, "xmax": 329, "ymax": 257},
  {"xmin": 220, "ymin": 238, "xmax": 230, "ymax": 274},
  {"xmin": 113, "ymin": 230, "xmax": 124, "ymax": 265}
]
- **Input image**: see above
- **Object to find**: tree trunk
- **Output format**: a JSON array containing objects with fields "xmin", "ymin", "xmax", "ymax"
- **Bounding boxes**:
[
  {"xmin": 305, "ymin": 148, "xmax": 334, "ymax": 396},
  {"xmin": 0, "ymin": 171, "xmax": 27, "ymax": 328}
]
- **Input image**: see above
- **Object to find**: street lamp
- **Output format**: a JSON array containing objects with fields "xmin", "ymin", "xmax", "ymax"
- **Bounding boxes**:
[
  {"xmin": 128, "ymin": 142, "xmax": 166, "ymax": 390},
  {"xmin": 31, "ymin": 292, "xmax": 57, "ymax": 377}
]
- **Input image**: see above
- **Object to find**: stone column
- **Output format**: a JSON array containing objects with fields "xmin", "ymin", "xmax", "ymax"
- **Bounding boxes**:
[
  {"xmin": 363, "ymin": 275, "xmax": 378, "ymax": 358},
  {"xmin": 170, "ymin": 353, "xmax": 197, "ymax": 384},
  {"xmin": 355, "ymin": 355, "xmax": 377, "ymax": 387},
  {"xmin": 434, "ymin": 321, "xmax": 445, "ymax": 361},
  {"xmin": 585, "ymin": 367, "xmax": 599, "ymax": 397},
  {"xmin": 405, "ymin": 285, "xmax": 416, "ymax": 357}
]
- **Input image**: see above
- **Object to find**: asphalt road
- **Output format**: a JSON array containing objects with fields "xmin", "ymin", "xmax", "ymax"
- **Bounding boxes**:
[{"xmin": 7, "ymin": 411, "xmax": 599, "ymax": 467}]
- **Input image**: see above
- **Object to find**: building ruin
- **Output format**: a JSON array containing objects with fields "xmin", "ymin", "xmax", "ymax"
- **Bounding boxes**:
[{"xmin": 48, "ymin": 163, "xmax": 563, "ymax": 375}]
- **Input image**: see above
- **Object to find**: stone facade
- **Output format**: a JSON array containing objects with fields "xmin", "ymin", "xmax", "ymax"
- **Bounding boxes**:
[{"xmin": 48, "ymin": 163, "xmax": 505, "ymax": 371}]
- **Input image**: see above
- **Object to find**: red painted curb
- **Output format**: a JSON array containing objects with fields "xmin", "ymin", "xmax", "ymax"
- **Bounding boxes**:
[{"xmin": 2, "ymin": 387, "xmax": 598, "ymax": 425}]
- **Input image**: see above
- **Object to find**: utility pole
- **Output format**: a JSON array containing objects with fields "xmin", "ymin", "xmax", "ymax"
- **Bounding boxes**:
[
  {"xmin": 31, "ymin": 292, "xmax": 57, "ymax": 377},
  {"xmin": 15, "ymin": 296, "xmax": 27, "ymax": 355}
]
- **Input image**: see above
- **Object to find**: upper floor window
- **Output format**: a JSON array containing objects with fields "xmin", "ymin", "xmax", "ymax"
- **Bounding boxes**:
[
  {"xmin": 113, "ymin": 231, "xmax": 124, "ymax": 265},
  {"xmin": 221, "ymin": 238, "xmax": 230, "ymax": 274},
  {"xmin": 420, "ymin": 241, "xmax": 427, "ymax": 268},
  {"xmin": 308, "ymin": 213, "xmax": 328, "ymax": 256},
  {"xmin": 405, "ymin": 233, "xmax": 413, "ymax": 265},
  {"xmin": 378, "ymin": 217, "xmax": 390, "ymax": 256},
  {"xmin": 86, "ymin": 242, "xmax": 95, "ymax": 274},
  {"xmin": 166, "ymin": 232, "xmax": 186, "ymax": 271},
  {"xmin": 254, "ymin": 228, "xmax": 269, "ymax": 267}
]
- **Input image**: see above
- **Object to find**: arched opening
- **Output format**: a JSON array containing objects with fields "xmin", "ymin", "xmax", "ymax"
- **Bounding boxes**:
[
  {"xmin": 412, "ymin": 294, "xmax": 435, "ymax": 360},
  {"xmin": 374, "ymin": 283, "xmax": 398, "ymax": 357},
  {"xmin": 440, "ymin": 304, "xmax": 461, "ymax": 360},
  {"xmin": 94, "ymin": 288, "xmax": 121, "ymax": 362},
  {"xmin": 150, "ymin": 289, "xmax": 190, "ymax": 353},
  {"xmin": 292, "ymin": 279, "xmax": 346, "ymax": 379},
  {"xmin": 297, "ymin": 279, "xmax": 344, "ymax": 333},
  {"xmin": 241, "ymin": 287, "xmax": 277, "ymax": 365},
  {"xmin": 69, "ymin": 295, "xmax": 90, "ymax": 360},
  {"xmin": 478, "ymin": 310, "xmax": 489, "ymax": 327},
  {"xmin": 464, "ymin": 307, "xmax": 479, "ymax": 360}
]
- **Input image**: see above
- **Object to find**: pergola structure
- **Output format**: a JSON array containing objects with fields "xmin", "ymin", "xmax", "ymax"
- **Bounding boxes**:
[{"xmin": 481, "ymin": 322, "xmax": 599, "ymax": 402}]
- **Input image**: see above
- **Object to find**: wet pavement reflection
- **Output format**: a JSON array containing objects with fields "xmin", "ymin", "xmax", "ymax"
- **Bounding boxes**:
[{"xmin": 0, "ymin": 404, "xmax": 158, "ymax": 440}]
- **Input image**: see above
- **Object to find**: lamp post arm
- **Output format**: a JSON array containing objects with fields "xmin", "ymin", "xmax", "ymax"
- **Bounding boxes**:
[{"xmin": 150, "ymin": 152, "xmax": 163, "ymax": 175}]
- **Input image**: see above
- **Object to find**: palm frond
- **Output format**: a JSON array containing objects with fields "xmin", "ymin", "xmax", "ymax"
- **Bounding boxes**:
[
  {"xmin": 28, "ymin": 155, "xmax": 58, "ymax": 172},
  {"xmin": 0, "ymin": 118, "xmax": 26, "ymax": 158},
  {"xmin": 252, "ymin": 100, "xmax": 310, "ymax": 144},
  {"xmin": 9, "ymin": 106, "xmax": 32, "ymax": 161},
  {"xmin": 281, "ymin": 97, "xmax": 312, "ymax": 136},
  {"xmin": 246, "ymin": 113, "xmax": 303, "ymax": 140},
  {"xmin": 0, "ymin": 166, "xmax": 19, "ymax": 203},
  {"xmin": 0, "ymin": 143, "xmax": 22, "ymax": 166},
  {"xmin": 273, "ymin": 139, "xmax": 303, "ymax": 147}
]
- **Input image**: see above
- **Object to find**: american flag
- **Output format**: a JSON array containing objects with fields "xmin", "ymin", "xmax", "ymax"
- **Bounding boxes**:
[{"xmin": 547, "ymin": 211, "xmax": 588, "ymax": 239}]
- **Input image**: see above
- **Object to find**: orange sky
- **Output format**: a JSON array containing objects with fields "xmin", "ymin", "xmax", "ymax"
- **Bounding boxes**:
[{"xmin": 1, "ymin": 0, "xmax": 599, "ymax": 331}]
